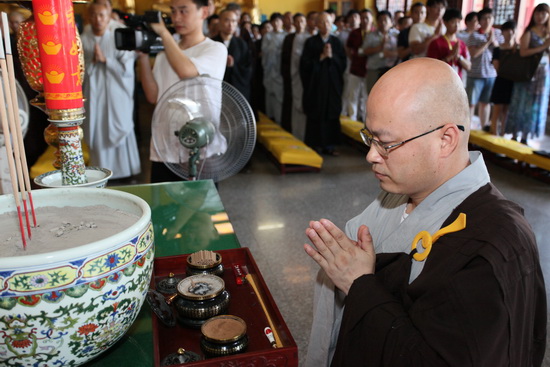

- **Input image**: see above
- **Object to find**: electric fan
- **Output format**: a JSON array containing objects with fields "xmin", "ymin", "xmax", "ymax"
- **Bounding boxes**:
[{"xmin": 152, "ymin": 75, "xmax": 256, "ymax": 182}]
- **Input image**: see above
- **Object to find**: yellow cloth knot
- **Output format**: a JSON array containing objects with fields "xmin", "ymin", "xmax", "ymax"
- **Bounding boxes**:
[{"xmin": 411, "ymin": 213, "xmax": 467, "ymax": 261}]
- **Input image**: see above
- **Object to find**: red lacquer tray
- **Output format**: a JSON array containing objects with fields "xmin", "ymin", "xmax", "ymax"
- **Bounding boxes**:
[{"xmin": 152, "ymin": 247, "xmax": 298, "ymax": 366}]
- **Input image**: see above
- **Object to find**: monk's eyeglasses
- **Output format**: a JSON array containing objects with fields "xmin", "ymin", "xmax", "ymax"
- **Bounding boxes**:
[{"xmin": 359, "ymin": 125, "xmax": 465, "ymax": 157}]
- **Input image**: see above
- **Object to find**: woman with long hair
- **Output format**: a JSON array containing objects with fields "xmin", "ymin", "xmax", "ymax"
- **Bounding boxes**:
[{"xmin": 505, "ymin": 3, "xmax": 550, "ymax": 144}]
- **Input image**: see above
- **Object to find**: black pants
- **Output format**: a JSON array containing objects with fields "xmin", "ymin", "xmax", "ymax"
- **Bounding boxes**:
[{"xmin": 150, "ymin": 161, "xmax": 183, "ymax": 183}]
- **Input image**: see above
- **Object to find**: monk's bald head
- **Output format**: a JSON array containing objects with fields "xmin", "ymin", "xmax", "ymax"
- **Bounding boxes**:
[{"xmin": 367, "ymin": 58, "xmax": 470, "ymax": 147}]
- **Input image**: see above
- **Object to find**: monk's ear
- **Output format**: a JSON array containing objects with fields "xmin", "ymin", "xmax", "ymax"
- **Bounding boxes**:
[{"xmin": 439, "ymin": 124, "xmax": 462, "ymax": 157}]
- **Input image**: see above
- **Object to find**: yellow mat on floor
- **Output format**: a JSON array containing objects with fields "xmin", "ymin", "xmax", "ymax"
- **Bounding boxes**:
[
  {"xmin": 340, "ymin": 117, "xmax": 364, "ymax": 143},
  {"xmin": 257, "ymin": 112, "xmax": 278, "ymax": 126},
  {"xmin": 257, "ymin": 123, "xmax": 285, "ymax": 132},
  {"xmin": 257, "ymin": 112, "xmax": 323, "ymax": 171},
  {"xmin": 263, "ymin": 135, "xmax": 307, "ymax": 152},
  {"xmin": 270, "ymin": 143, "xmax": 323, "ymax": 169},
  {"xmin": 469, "ymin": 130, "xmax": 550, "ymax": 171},
  {"xmin": 469, "ymin": 130, "xmax": 532, "ymax": 160},
  {"xmin": 257, "ymin": 129, "xmax": 295, "ymax": 146},
  {"xmin": 522, "ymin": 151, "xmax": 550, "ymax": 171}
]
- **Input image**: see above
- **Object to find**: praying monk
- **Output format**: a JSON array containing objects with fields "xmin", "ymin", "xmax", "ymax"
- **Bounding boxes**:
[
  {"xmin": 82, "ymin": 2, "xmax": 140, "ymax": 179},
  {"xmin": 303, "ymin": 58, "xmax": 546, "ymax": 367},
  {"xmin": 300, "ymin": 12, "xmax": 346, "ymax": 155}
]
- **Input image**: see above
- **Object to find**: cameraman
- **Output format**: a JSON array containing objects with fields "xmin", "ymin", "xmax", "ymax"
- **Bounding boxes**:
[{"xmin": 138, "ymin": 0, "xmax": 227, "ymax": 183}]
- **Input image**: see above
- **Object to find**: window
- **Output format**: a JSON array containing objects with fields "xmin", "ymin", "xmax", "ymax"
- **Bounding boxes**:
[
  {"xmin": 376, "ymin": 0, "xmax": 408, "ymax": 14},
  {"xmin": 493, "ymin": 0, "xmax": 517, "ymax": 24}
]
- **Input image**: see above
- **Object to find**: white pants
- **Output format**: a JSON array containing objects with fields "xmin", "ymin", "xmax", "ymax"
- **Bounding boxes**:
[
  {"xmin": 343, "ymin": 73, "xmax": 367, "ymax": 121},
  {"xmin": 264, "ymin": 79, "xmax": 283, "ymax": 124}
]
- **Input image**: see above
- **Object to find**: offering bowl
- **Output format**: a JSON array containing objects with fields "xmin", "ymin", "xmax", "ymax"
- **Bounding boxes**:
[{"xmin": 34, "ymin": 167, "xmax": 113, "ymax": 188}]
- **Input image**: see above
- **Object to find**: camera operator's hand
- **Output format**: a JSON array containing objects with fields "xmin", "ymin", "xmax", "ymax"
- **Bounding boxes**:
[
  {"xmin": 93, "ymin": 43, "xmax": 106, "ymax": 64},
  {"xmin": 149, "ymin": 17, "xmax": 171, "ymax": 39}
]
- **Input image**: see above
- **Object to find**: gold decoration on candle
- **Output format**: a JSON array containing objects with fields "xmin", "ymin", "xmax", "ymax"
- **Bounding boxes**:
[
  {"xmin": 45, "ymin": 69, "xmax": 65, "ymax": 84},
  {"xmin": 38, "ymin": 11, "xmax": 58, "ymax": 25},
  {"xmin": 69, "ymin": 40, "xmax": 78, "ymax": 55},
  {"xmin": 66, "ymin": 8, "xmax": 74, "ymax": 26},
  {"xmin": 71, "ymin": 67, "xmax": 82, "ymax": 86},
  {"xmin": 42, "ymin": 40, "xmax": 62, "ymax": 55},
  {"xmin": 44, "ymin": 91, "xmax": 83, "ymax": 100},
  {"xmin": 48, "ymin": 107, "xmax": 85, "ymax": 121}
]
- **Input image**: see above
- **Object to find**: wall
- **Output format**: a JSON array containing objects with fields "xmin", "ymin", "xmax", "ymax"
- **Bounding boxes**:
[
  {"xmin": 257, "ymin": 0, "xmax": 375, "ymax": 18},
  {"xmin": 257, "ymin": 0, "xmax": 320, "ymax": 18},
  {"xmin": 130, "ymin": 0, "xmax": 376, "ymax": 19}
]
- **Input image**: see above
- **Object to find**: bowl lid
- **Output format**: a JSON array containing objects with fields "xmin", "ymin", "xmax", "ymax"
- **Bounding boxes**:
[
  {"xmin": 157, "ymin": 273, "xmax": 183, "ymax": 294},
  {"xmin": 201, "ymin": 315, "xmax": 247, "ymax": 343},
  {"xmin": 160, "ymin": 348, "xmax": 202, "ymax": 365},
  {"xmin": 177, "ymin": 274, "xmax": 225, "ymax": 300}
]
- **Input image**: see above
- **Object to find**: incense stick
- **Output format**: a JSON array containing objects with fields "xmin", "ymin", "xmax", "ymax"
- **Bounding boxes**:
[
  {"xmin": 2, "ymin": 12, "xmax": 36, "ymax": 228},
  {"xmin": 0, "ymin": 58, "xmax": 31, "ymax": 237},
  {"xmin": 245, "ymin": 273, "xmax": 283, "ymax": 348},
  {"xmin": 0, "ymin": 33, "xmax": 26, "ymax": 248},
  {"xmin": 0, "ymin": 12, "xmax": 32, "ymax": 247}
]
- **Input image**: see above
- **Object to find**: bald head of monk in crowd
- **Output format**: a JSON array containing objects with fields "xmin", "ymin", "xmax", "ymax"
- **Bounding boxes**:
[{"xmin": 364, "ymin": 58, "xmax": 470, "ymax": 210}]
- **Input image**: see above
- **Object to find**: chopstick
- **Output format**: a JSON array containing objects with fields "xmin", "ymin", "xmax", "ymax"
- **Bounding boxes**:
[
  {"xmin": 2, "ymin": 12, "xmax": 37, "ymax": 229},
  {"xmin": 245, "ymin": 273, "xmax": 283, "ymax": 348}
]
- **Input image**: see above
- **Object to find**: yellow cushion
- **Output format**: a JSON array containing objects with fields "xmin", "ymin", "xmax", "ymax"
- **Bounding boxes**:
[
  {"xmin": 469, "ymin": 130, "xmax": 550, "ymax": 171},
  {"xmin": 340, "ymin": 119, "xmax": 364, "ymax": 143},
  {"xmin": 257, "ymin": 124, "xmax": 285, "ymax": 132},
  {"xmin": 257, "ymin": 112, "xmax": 277, "ymax": 125},
  {"xmin": 522, "ymin": 152, "xmax": 550, "ymax": 171},
  {"xmin": 258, "ymin": 129, "xmax": 294, "ymax": 146},
  {"xmin": 469, "ymin": 130, "xmax": 532, "ymax": 160},
  {"xmin": 468, "ymin": 130, "xmax": 493, "ymax": 150},
  {"xmin": 270, "ymin": 144, "xmax": 323, "ymax": 168},
  {"xmin": 30, "ymin": 143, "xmax": 90, "ymax": 179},
  {"xmin": 264, "ymin": 136, "xmax": 307, "ymax": 151},
  {"xmin": 340, "ymin": 115, "xmax": 357, "ymax": 124},
  {"xmin": 487, "ymin": 139, "xmax": 532, "ymax": 161}
]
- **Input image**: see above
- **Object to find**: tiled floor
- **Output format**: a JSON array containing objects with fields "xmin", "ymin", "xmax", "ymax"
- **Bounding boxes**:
[{"xmin": 120, "ymin": 97, "xmax": 550, "ymax": 365}]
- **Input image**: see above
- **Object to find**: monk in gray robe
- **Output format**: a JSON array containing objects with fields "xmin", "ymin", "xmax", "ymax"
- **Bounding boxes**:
[
  {"xmin": 303, "ymin": 58, "xmax": 546, "ymax": 367},
  {"xmin": 82, "ymin": 2, "xmax": 140, "ymax": 179}
]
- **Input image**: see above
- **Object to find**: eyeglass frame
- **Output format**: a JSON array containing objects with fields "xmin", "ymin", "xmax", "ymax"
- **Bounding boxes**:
[{"xmin": 359, "ymin": 124, "xmax": 465, "ymax": 157}]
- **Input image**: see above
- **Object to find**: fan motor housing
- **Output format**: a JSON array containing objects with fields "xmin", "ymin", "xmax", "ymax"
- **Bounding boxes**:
[{"xmin": 177, "ymin": 118, "xmax": 216, "ymax": 149}]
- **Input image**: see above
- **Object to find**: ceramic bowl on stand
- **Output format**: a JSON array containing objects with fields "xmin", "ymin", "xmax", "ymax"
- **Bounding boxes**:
[
  {"xmin": 0, "ymin": 187, "xmax": 154, "ymax": 366},
  {"xmin": 34, "ymin": 167, "xmax": 113, "ymax": 188}
]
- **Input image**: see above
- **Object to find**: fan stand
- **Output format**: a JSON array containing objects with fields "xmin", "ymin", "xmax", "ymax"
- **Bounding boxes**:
[{"xmin": 188, "ymin": 147, "xmax": 200, "ymax": 180}]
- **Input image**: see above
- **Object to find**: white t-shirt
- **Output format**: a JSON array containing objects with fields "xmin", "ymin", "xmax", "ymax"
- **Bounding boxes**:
[
  {"xmin": 150, "ymin": 37, "xmax": 228, "ymax": 162},
  {"xmin": 153, "ymin": 37, "xmax": 227, "ymax": 101},
  {"xmin": 408, "ymin": 22, "xmax": 446, "ymax": 58}
]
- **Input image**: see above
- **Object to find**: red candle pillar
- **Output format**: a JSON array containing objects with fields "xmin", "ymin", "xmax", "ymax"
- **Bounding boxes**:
[{"xmin": 32, "ymin": 0, "xmax": 87, "ymax": 185}]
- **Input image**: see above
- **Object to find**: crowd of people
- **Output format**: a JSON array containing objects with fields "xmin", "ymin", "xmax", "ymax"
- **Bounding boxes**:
[
  {"xmin": 5, "ymin": 2, "xmax": 545, "ymax": 365},
  {"xmin": 11, "ymin": 0, "xmax": 550, "ymax": 177},
  {"xmin": 200, "ymin": 1, "xmax": 549, "ymax": 154}
]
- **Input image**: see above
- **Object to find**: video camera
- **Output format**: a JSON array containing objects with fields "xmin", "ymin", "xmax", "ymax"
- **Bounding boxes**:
[{"xmin": 114, "ymin": 11, "xmax": 172, "ymax": 54}]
